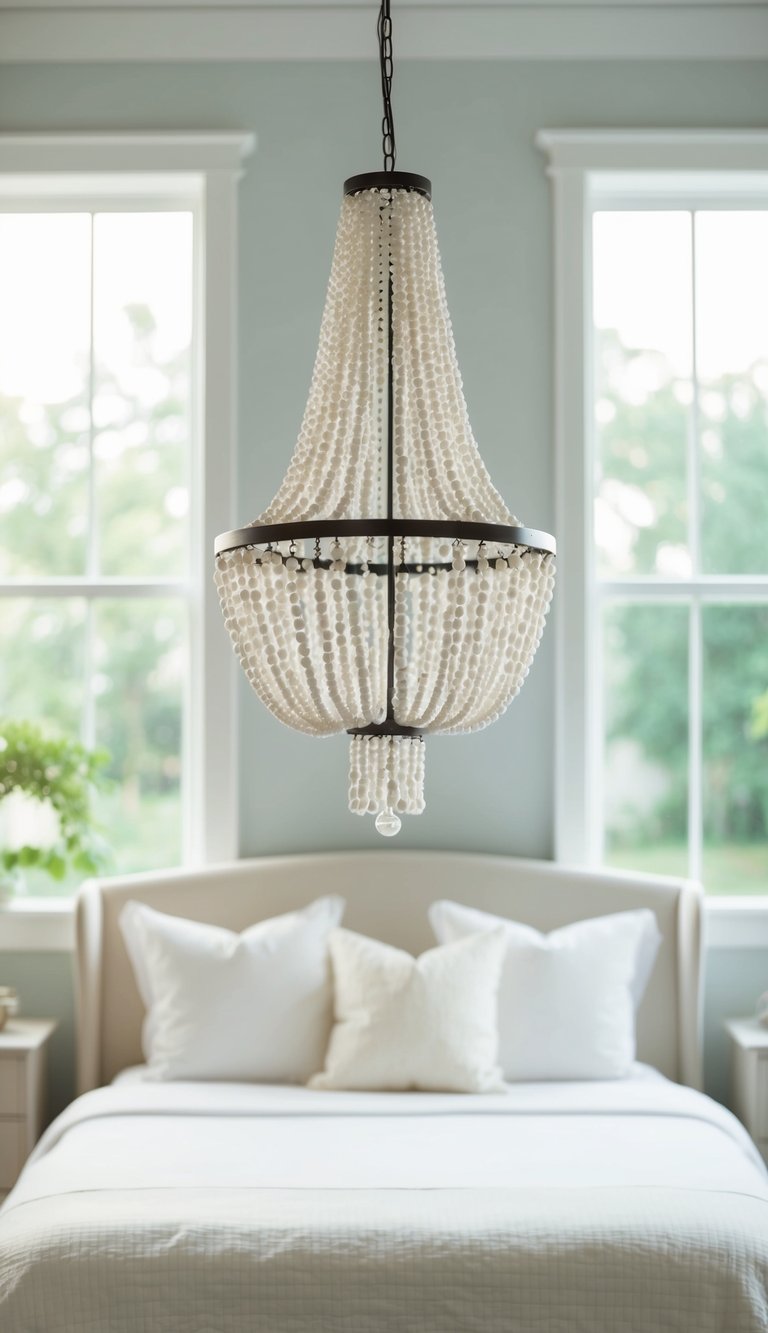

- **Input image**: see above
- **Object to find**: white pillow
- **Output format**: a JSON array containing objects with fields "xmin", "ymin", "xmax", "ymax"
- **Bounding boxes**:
[
  {"xmin": 429, "ymin": 901, "xmax": 661, "ymax": 1082},
  {"xmin": 309, "ymin": 927, "xmax": 507, "ymax": 1093},
  {"xmin": 119, "ymin": 895, "xmax": 344, "ymax": 1083}
]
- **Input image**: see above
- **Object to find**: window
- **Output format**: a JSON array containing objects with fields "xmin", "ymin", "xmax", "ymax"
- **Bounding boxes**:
[
  {"xmin": 0, "ymin": 206, "xmax": 192, "ymax": 890},
  {"xmin": 538, "ymin": 131, "xmax": 768, "ymax": 900},
  {"xmin": 0, "ymin": 135, "xmax": 250, "ymax": 904},
  {"xmin": 594, "ymin": 207, "xmax": 768, "ymax": 895}
]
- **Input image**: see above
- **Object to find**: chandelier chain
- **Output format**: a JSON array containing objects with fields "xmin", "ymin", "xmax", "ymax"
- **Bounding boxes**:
[{"xmin": 378, "ymin": 0, "xmax": 396, "ymax": 171}]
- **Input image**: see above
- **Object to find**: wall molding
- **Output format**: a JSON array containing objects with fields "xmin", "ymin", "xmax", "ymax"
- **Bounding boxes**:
[
  {"xmin": 0, "ymin": 4, "xmax": 767, "ymax": 63},
  {"xmin": 0, "ymin": 132, "xmax": 254, "ymax": 174},
  {"xmin": 536, "ymin": 129, "xmax": 768, "ymax": 174}
]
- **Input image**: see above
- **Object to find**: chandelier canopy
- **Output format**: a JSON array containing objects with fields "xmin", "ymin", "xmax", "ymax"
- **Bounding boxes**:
[{"xmin": 215, "ymin": 2, "xmax": 555, "ymax": 836}]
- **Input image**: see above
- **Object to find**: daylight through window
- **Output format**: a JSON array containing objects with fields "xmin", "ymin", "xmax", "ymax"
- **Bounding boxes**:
[
  {"xmin": 593, "ymin": 207, "xmax": 768, "ymax": 895},
  {"xmin": 0, "ymin": 207, "xmax": 194, "ymax": 893}
]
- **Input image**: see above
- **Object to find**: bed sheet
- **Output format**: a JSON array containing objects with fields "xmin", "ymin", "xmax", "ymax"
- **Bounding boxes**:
[{"xmin": 1, "ymin": 1066, "xmax": 767, "ymax": 1332}]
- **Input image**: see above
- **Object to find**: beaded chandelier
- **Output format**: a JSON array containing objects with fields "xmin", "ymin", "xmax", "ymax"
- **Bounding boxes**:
[{"xmin": 215, "ymin": 0, "xmax": 556, "ymax": 836}]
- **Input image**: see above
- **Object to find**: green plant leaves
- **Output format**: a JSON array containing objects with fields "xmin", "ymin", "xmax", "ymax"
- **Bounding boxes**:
[{"xmin": 0, "ymin": 718, "xmax": 110, "ymax": 887}]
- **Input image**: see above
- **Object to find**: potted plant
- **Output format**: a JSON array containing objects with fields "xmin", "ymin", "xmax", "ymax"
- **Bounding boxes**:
[{"xmin": 0, "ymin": 719, "xmax": 109, "ymax": 898}]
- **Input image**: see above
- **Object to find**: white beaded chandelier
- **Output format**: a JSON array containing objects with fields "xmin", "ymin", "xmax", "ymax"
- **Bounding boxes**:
[{"xmin": 215, "ymin": 0, "xmax": 556, "ymax": 836}]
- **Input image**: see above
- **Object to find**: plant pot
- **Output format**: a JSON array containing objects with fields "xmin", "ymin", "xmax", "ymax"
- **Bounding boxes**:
[{"xmin": 0, "ymin": 867, "xmax": 23, "ymax": 904}]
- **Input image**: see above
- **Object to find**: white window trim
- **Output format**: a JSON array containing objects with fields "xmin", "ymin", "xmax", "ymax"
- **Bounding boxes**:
[
  {"xmin": 0, "ymin": 133, "xmax": 254, "ymax": 951},
  {"xmin": 536, "ymin": 129, "xmax": 768, "ymax": 948}
]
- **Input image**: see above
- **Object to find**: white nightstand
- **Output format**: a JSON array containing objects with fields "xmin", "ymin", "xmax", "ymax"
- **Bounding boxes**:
[
  {"xmin": 726, "ymin": 1018, "xmax": 768, "ymax": 1164},
  {"xmin": 0, "ymin": 1018, "xmax": 57, "ymax": 1199}
]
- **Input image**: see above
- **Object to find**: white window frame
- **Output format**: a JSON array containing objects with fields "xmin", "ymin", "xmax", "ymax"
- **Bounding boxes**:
[
  {"xmin": 536, "ymin": 129, "xmax": 768, "ymax": 946},
  {"xmin": 0, "ymin": 133, "xmax": 253, "ymax": 948}
]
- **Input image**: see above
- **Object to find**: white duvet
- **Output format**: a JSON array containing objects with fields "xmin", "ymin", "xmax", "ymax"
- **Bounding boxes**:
[{"xmin": 1, "ymin": 1066, "xmax": 767, "ymax": 1332}]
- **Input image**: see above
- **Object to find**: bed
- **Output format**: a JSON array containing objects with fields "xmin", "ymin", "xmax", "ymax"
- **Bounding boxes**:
[{"xmin": 1, "ymin": 850, "xmax": 767, "ymax": 1332}]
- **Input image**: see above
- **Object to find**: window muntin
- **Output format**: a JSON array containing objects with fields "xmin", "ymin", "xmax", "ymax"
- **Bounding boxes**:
[
  {"xmin": 0, "ymin": 204, "xmax": 194, "ymax": 893},
  {"xmin": 592, "ymin": 204, "xmax": 768, "ymax": 895}
]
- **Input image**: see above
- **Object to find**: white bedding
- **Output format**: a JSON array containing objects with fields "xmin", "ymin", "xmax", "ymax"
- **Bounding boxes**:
[{"xmin": 1, "ymin": 1067, "xmax": 767, "ymax": 1332}]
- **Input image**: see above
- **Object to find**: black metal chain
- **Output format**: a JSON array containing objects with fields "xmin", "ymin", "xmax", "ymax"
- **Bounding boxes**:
[{"xmin": 378, "ymin": 0, "xmax": 396, "ymax": 171}]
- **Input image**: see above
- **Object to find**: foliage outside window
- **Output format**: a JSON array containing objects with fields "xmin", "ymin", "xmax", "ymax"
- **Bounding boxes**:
[
  {"xmin": 0, "ymin": 718, "xmax": 108, "ymax": 890},
  {"xmin": 0, "ymin": 208, "xmax": 193, "ymax": 895},
  {"xmin": 593, "ymin": 209, "xmax": 768, "ymax": 895}
]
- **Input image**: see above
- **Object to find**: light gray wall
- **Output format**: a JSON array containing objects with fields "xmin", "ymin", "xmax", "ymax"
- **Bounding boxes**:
[
  {"xmin": 0, "ymin": 952, "xmax": 75, "ymax": 1121},
  {"xmin": 0, "ymin": 58, "xmax": 767, "ymax": 1117}
]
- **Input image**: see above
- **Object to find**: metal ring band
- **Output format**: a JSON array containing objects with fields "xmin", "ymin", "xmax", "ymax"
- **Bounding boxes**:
[
  {"xmin": 344, "ymin": 171, "xmax": 432, "ymax": 199},
  {"xmin": 215, "ymin": 518, "xmax": 556, "ymax": 559}
]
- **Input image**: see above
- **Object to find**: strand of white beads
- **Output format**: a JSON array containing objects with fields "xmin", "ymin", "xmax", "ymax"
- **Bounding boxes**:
[
  {"xmin": 217, "ymin": 541, "xmax": 553, "ymax": 741},
  {"xmin": 216, "ymin": 547, "xmax": 391, "ymax": 734},
  {"xmin": 393, "ymin": 192, "xmax": 514, "ymax": 524},
  {"xmin": 216, "ymin": 551, "xmax": 316, "ymax": 733},
  {"xmin": 439, "ymin": 555, "xmax": 556, "ymax": 732},
  {"xmin": 391, "ymin": 552, "xmax": 555, "ymax": 732},
  {"xmin": 261, "ymin": 191, "xmax": 383, "ymax": 525},
  {"xmin": 348, "ymin": 734, "xmax": 426, "ymax": 831},
  {"xmin": 255, "ymin": 188, "xmax": 524, "ymax": 531}
]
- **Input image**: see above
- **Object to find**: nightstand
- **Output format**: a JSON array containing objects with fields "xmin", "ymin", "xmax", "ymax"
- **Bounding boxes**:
[
  {"xmin": 726, "ymin": 1018, "xmax": 768, "ymax": 1164},
  {"xmin": 0, "ymin": 1018, "xmax": 57, "ymax": 1199}
]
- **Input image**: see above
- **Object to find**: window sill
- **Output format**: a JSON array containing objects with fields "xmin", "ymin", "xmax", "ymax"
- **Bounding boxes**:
[
  {"xmin": 704, "ymin": 898, "xmax": 768, "ymax": 950},
  {"xmin": 0, "ymin": 898, "xmax": 76, "ymax": 952},
  {"xmin": 0, "ymin": 890, "xmax": 766, "ymax": 955}
]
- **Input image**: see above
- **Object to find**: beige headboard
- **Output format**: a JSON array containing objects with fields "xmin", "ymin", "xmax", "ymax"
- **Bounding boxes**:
[{"xmin": 76, "ymin": 851, "xmax": 703, "ymax": 1094}]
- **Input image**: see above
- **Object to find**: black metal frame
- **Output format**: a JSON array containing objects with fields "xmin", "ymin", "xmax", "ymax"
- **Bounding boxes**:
[
  {"xmin": 344, "ymin": 171, "xmax": 431, "ymax": 199},
  {"xmin": 384, "ymin": 206, "xmax": 397, "ymax": 728},
  {"xmin": 348, "ymin": 720, "xmax": 424, "ymax": 739},
  {"xmin": 215, "ymin": 518, "xmax": 556, "ymax": 559}
]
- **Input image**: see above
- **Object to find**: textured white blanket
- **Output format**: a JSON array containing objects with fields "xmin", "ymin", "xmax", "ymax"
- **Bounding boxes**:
[{"xmin": 1, "ymin": 1070, "xmax": 767, "ymax": 1332}]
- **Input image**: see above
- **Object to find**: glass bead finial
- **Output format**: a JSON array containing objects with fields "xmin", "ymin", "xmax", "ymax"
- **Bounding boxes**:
[{"xmin": 375, "ymin": 808, "xmax": 402, "ymax": 837}]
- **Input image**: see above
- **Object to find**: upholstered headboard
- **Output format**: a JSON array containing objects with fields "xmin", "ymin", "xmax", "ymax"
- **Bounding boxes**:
[{"xmin": 76, "ymin": 851, "xmax": 703, "ymax": 1093}]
